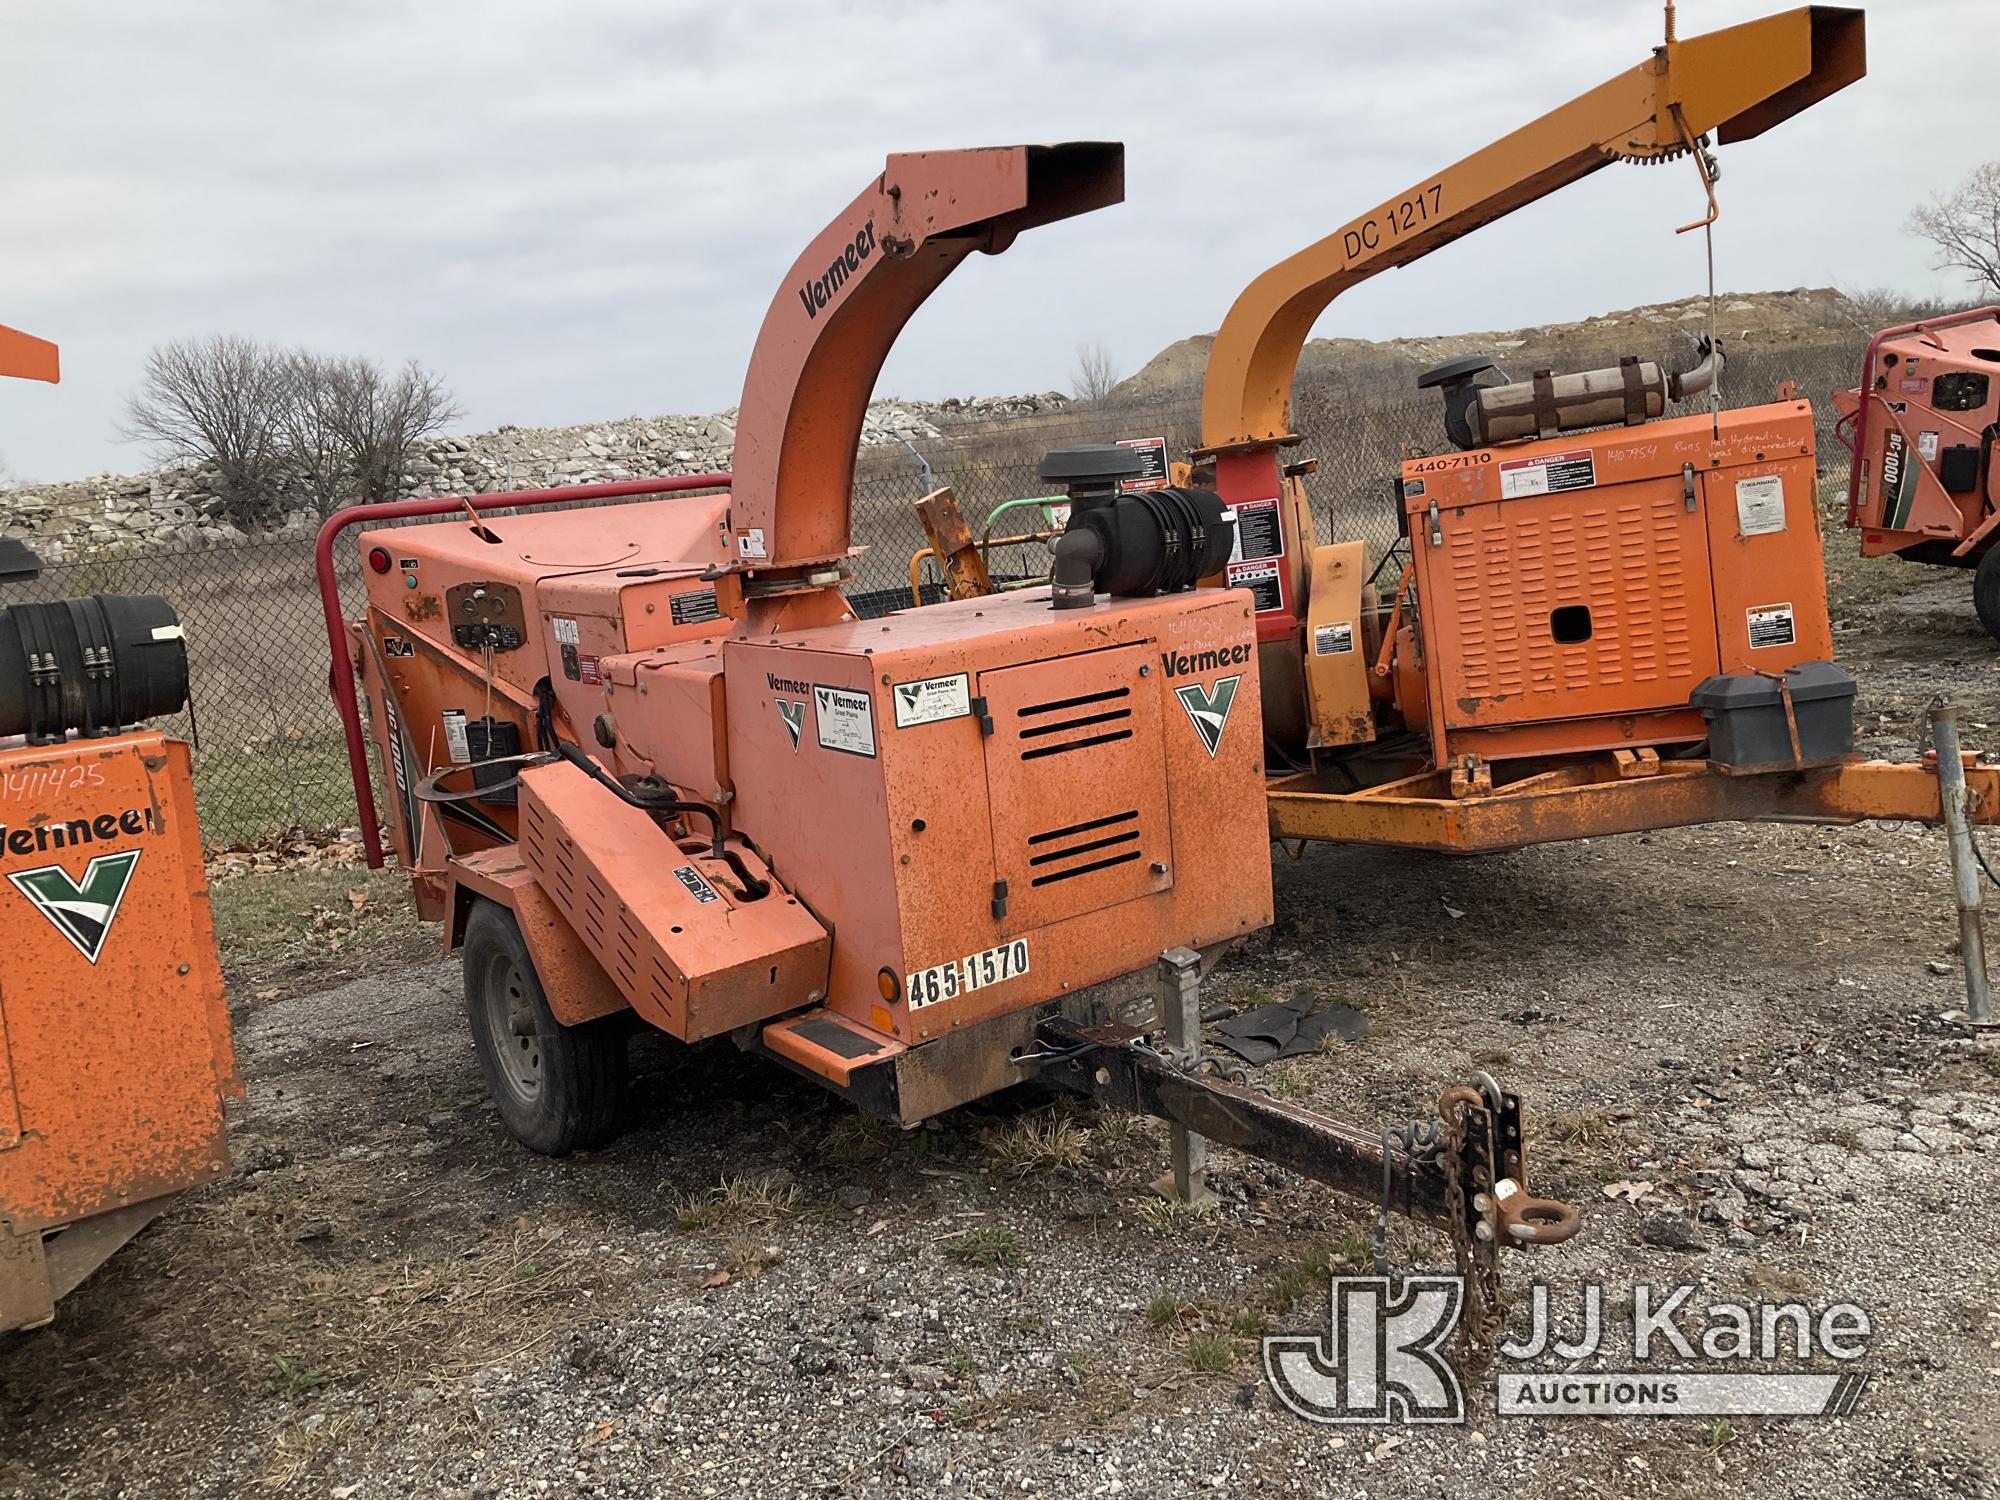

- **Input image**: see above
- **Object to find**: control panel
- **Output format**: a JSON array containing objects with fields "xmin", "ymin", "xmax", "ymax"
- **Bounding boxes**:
[{"xmin": 446, "ymin": 582, "xmax": 527, "ymax": 652}]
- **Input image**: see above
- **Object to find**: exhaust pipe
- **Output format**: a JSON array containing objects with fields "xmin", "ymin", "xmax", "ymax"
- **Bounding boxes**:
[{"xmin": 1421, "ymin": 340, "xmax": 1725, "ymax": 451}]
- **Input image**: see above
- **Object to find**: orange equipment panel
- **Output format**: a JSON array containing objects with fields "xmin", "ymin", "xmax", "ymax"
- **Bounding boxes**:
[
  {"xmin": 0, "ymin": 732, "xmax": 238, "ymax": 1330},
  {"xmin": 721, "ymin": 585, "xmax": 1273, "ymax": 1047},
  {"xmin": 1401, "ymin": 400, "xmax": 1830, "ymax": 763},
  {"xmin": 514, "ymin": 759, "xmax": 831, "ymax": 1041}
]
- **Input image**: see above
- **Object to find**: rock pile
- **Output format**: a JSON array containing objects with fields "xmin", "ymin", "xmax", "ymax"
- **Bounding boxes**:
[{"xmin": 0, "ymin": 391, "xmax": 1073, "ymax": 560}]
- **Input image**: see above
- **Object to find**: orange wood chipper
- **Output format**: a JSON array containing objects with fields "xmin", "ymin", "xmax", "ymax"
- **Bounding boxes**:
[
  {"xmin": 917, "ymin": 7, "xmax": 2000, "ymax": 875},
  {"xmin": 1834, "ymin": 305, "xmax": 2000, "ymax": 640},
  {"xmin": 0, "ymin": 326, "xmax": 239, "ymax": 1332},
  {"xmin": 322, "ymin": 146, "xmax": 1580, "ymax": 1345}
]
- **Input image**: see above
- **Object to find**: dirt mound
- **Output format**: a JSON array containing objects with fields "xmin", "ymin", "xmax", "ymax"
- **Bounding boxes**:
[{"xmin": 1118, "ymin": 286, "xmax": 1863, "ymax": 401}]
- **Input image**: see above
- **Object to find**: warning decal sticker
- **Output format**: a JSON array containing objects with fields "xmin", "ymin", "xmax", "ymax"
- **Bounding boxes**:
[
  {"xmin": 1499, "ymin": 450, "xmax": 1597, "ymax": 499},
  {"xmin": 1313, "ymin": 622, "xmax": 1355, "ymax": 656},
  {"xmin": 1229, "ymin": 498, "xmax": 1283, "ymax": 564},
  {"xmin": 1747, "ymin": 602, "xmax": 1797, "ymax": 650},
  {"xmin": 441, "ymin": 709, "xmax": 471, "ymax": 764},
  {"xmin": 1734, "ymin": 474, "xmax": 1787, "ymax": 538},
  {"xmin": 1115, "ymin": 436, "xmax": 1169, "ymax": 491},
  {"xmin": 669, "ymin": 588, "xmax": 722, "ymax": 626},
  {"xmin": 813, "ymin": 685, "xmax": 877, "ymax": 758},
  {"xmin": 672, "ymin": 865, "xmax": 721, "ymax": 905},
  {"xmin": 1225, "ymin": 559, "xmax": 1282, "ymax": 612}
]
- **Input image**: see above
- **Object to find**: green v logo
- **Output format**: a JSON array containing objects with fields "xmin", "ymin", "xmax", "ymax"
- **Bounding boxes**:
[
  {"xmin": 10, "ymin": 850, "xmax": 141, "ymax": 963},
  {"xmin": 1174, "ymin": 675, "xmax": 1242, "ymax": 758},
  {"xmin": 776, "ymin": 699, "xmax": 806, "ymax": 751}
]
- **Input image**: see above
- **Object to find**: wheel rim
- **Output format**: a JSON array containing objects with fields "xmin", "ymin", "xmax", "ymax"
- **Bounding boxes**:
[{"xmin": 480, "ymin": 952, "xmax": 544, "ymax": 1107}]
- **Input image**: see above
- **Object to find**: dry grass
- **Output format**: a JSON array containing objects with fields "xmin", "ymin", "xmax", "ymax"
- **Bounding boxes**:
[
  {"xmin": 1134, "ymin": 1194, "xmax": 1216, "ymax": 1235},
  {"xmin": 672, "ymin": 1172, "xmax": 803, "ymax": 1232},
  {"xmin": 978, "ymin": 1107, "xmax": 1089, "ymax": 1180},
  {"xmin": 260, "ymin": 1411, "xmax": 358, "ymax": 1489}
]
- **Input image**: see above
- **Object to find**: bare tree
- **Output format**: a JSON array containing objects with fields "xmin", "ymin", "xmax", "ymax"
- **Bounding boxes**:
[
  {"xmin": 120, "ymin": 335, "xmax": 291, "ymax": 525},
  {"xmin": 1071, "ymin": 341, "xmax": 1122, "ymax": 403},
  {"xmin": 318, "ymin": 357, "xmax": 462, "ymax": 508},
  {"xmin": 273, "ymin": 351, "xmax": 351, "ymax": 519},
  {"xmin": 1909, "ymin": 162, "xmax": 2000, "ymax": 297}
]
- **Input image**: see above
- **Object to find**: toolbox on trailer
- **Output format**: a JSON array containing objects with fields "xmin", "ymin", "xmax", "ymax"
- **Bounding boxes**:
[{"xmin": 1690, "ymin": 661, "xmax": 1858, "ymax": 772}]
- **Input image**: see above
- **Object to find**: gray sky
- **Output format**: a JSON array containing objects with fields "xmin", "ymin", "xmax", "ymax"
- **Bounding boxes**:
[{"xmin": 4, "ymin": 0, "xmax": 1994, "ymax": 482}]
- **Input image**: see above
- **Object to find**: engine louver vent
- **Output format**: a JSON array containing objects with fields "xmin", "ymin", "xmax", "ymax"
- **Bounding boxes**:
[
  {"xmin": 1026, "ymin": 808, "xmax": 1143, "ymax": 887},
  {"xmin": 1015, "ymin": 686, "xmax": 1132, "ymax": 760}
]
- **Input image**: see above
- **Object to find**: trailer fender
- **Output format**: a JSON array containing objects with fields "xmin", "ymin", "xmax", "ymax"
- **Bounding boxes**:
[{"xmin": 443, "ymin": 849, "xmax": 628, "ymax": 1026}]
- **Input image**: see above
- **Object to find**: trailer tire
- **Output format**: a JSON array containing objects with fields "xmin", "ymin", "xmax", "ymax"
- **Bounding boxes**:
[
  {"xmin": 1975, "ymin": 548, "xmax": 2000, "ymax": 644},
  {"xmin": 462, "ymin": 898, "xmax": 626, "ymax": 1155}
]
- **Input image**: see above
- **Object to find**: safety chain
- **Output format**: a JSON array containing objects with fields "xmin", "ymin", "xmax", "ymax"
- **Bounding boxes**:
[
  {"xmin": 1130, "ymin": 1035, "xmax": 1274, "ymax": 1097},
  {"xmin": 1438, "ymin": 1085, "xmax": 1505, "ymax": 1374}
]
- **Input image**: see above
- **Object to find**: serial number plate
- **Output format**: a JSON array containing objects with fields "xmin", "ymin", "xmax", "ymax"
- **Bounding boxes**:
[{"xmin": 907, "ymin": 939, "xmax": 1032, "ymax": 1010}]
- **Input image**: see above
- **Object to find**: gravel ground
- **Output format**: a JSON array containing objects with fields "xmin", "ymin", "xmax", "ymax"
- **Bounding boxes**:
[{"xmin": 2, "ymin": 531, "xmax": 1997, "ymax": 1499}]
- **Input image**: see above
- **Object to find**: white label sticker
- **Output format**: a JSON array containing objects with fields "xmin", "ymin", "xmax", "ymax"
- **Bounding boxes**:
[
  {"xmin": 1499, "ymin": 449, "xmax": 1597, "ymax": 499},
  {"xmin": 1918, "ymin": 430, "xmax": 1940, "ymax": 463},
  {"xmin": 440, "ymin": 709, "xmax": 471, "ymax": 764},
  {"xmin": 813, "ymin": 685, "xmax": 877, "ymax": 757},
  {"xmin": 550, "ymin": 615, "xmax": 580, "ymax": 646},
  {"xmin": 1225, "ymin": 558, "xmax": 1283, "ymax": 613},
  {"xmin": 738, "ymin": 528, "xmax": 768, "ymax": 560},
  {"xmin": 1734, "ymin": 474, "xmax": 1788, "ymax": 537},
  {"xmin": 1046, "ymin": 501, "xmax": 1072, "ymax": 528},
  {"xmin": 1228, "ymin": 497, "xmax": 1284, "ymax": 564},
  {"xmin": 908, "ymin": 938, "xmax": 1032, "ymax": 1010},
  {"xmin": 1313, "ymin": 621, "xmax": 1355, "ymax": 656},
  {"xmin": 1747, "ymin": 602, "xmax": 1797, "ymax": 650},
  {"xmin": 671, "ymin": 865, "xmax": 720, "ymax": 905},
  {"xmin": 892, "ymin": 672, "xmax": 971, "ymax": 729}
]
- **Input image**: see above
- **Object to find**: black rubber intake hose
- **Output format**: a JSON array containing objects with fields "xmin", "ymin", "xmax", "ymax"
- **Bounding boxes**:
[
  {"xmin": 0, "ymin": 594, "xmax": 187, "ymax": 741},
  {"xmin": 1051, "ymin": 486, "xmax": 1236, "ymax": 610},
  {"xmin": 1049, "ymin": 528, "xmax": 1103, "ymax": 610}
]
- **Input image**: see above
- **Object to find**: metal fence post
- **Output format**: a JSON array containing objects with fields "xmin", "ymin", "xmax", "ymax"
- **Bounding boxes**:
[
  {"xmin": 1931, "ymin": 704, "xmax": 1992, "ymax": 1023},
  {"xmin": 1155, "ymin": 946, "xmax": 1215, "ymax": 1205}
]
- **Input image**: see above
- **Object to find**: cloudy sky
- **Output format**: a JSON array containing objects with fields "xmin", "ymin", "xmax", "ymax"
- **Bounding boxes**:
[{"xmin": 4, "ymin": 0, "xmax": 1994, "ymax": 481}]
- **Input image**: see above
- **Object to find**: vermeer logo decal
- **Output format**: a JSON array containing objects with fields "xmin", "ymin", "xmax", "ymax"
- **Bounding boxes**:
[
  {"xmin": 797, "ymin": 219, "xmax": 876, "ymax": 320},
  {"xmin": 776, "ymin": 699, "xmax": 806, "ymax": 750},
  {"xmin": 11, "ymin": 849, "xmax": 142, "ymax": 962},
  {"xmin": 1174, "ymin": 675, "xmax": 1242, "ymax": 757}
]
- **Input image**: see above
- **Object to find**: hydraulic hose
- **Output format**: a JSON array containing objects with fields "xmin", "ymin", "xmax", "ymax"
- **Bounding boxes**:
[{"xmin": 534, "ymin": 681, "xmax": 768, "ymax": 900}]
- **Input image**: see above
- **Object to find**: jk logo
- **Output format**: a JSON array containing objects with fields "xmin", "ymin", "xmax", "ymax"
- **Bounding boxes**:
[
  {"xmin": 1173, "ymin": 674, "xmax": 1241, "ymax": 758},
  {"xmin": 10, "ymin": 850, "xmax": 142, "ymax": 963},
  {"xmin": 1264, "ymin": 1275, "xmax": 1466, "ymax": 1424},
  {"xmin": 776, "ymin": 699, "xmax": 806, "ymax": 751}
]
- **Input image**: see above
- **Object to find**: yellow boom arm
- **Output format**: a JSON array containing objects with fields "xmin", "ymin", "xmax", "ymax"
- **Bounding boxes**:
[{"xmin": 1198, "ymin": 5, "xmax": 1863, "ymax": 455}]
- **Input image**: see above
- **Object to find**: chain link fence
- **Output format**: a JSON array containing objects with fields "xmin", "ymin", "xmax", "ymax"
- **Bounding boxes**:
[{"xmin": 7, "ymin": 335, "xmax": 1866, "ymax": 846}]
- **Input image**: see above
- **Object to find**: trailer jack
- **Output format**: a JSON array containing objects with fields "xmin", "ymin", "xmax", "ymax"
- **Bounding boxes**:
[{"xmin": 1029, "ymin": 993, "xmax": 1577, "ymax": 1362}]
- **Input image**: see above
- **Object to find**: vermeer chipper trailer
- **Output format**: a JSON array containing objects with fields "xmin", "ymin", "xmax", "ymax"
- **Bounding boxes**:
[
  {"xmin": 323, "ymin": 147, "xmax": 1577, "ymax": 1339},
  {"xmin": 1833, "ymin": 305, "xmax": 2000, "ymax": 640},
  {"xmin": 0, "ymin": 326, "xmax": 236, "ymax": 1332},
  {"xmin": 912, "ymin": 8, "xmax": 2000, "ymax": 869}
]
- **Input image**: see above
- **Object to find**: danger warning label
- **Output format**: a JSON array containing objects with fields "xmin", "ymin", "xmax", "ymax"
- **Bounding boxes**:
[
  {"xmin": 1747, "ymin": 602, "xmax": 1797, "ymax": 650},
  {"xmin": 1226, "ymin": 560, "xmax": 1282, "ymax": 613},
  {"xmin": 1500, "ymin": 450, "xmax": 1597, "ymax": 499}
]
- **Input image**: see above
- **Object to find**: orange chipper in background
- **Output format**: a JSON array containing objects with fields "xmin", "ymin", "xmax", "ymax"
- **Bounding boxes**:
[{"xmin": 0, "ymin": 328, "xmax": 238, "ymax": 1332}]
